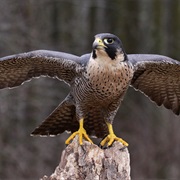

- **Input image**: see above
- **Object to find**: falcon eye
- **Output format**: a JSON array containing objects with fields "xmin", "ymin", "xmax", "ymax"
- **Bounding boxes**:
[{"xmin": 104, "ymin": 38, "xmax": 114, "ymax": 44}]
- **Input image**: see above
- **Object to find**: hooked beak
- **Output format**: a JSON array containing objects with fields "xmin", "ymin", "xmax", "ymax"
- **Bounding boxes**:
[{"xmin": 93, "ymin": 38, "xmax": 107, "ymax": 50}]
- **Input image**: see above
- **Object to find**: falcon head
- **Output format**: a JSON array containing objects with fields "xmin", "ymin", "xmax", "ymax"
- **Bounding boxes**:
[{"xmin": 92, "ymin": 33, "xmax": 127, "ymax": 62}]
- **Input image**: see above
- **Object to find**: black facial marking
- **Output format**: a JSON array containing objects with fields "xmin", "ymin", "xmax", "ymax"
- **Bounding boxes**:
[
  {"xmin": 124, "ymin": 53, "xmax": 128, "ymax": 61},
  {"xmin": 105, "ymin": 47, "xmax": 117, "ymax": 60},
  {"xmin": 92, "ymin": 49, "xmax": 97, "ymax": 59},
  {"xmin": 93, "ymin": 33, "xmax": 127, "ymax": 61}
]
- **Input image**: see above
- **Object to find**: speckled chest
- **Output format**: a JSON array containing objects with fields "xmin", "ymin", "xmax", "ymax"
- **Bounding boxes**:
[{"xmin": 85, "ymin": 58, "xmax": 134, "ymax": 101}]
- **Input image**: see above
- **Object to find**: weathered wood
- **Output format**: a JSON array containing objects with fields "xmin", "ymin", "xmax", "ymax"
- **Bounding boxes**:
[{"xmin": 41, "ymin": 136, "xmax": 131, "ymax": 180}]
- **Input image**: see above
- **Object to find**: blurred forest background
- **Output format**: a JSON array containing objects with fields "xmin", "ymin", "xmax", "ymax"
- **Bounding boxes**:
[{"xmin": 0, "ymin": 0, "xmax": 180, "ymax": 179}]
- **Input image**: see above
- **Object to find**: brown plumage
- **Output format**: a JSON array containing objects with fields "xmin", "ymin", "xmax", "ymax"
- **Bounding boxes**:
[{"xmin": 0, "ymin": 33, "xmax": 179, "ymax": 146}]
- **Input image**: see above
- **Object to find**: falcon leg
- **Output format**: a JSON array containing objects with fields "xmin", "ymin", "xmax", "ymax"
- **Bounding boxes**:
[
  {"xmin": 65, "ymin": 118, "xmax": 93, "ymax": 145},
  {"xmin": 100, "ymin": 122, "xmax": 128, "ymax": 147}
]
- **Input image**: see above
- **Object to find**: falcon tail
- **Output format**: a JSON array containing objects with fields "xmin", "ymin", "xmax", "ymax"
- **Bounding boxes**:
[
  {"xmin": 31, "ymin": 97, "xmax": 79, "ymax": 136},
  {"xmin": 31, "ymin": 95, "xmax": 108, "ymax": 138}
]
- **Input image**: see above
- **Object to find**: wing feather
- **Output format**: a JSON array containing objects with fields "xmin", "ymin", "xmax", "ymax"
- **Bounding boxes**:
[
  {"xmin": 128, "ymin": 54, "xmax": 180, "ymax": 115},
  {"xmin": 0, "ymin": 50, "xmax": 83, "ymax": 88}
]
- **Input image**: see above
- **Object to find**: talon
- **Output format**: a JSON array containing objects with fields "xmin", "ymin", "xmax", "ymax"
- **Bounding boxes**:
[
  {"xmin": 100, "ymin": 122, "xmax": 128, "ymax": 147},
  {"xmin": 100, "ymin": 136, "xmax": 108, "ymax": 146},
  {"xmin": 65, "ymin": 131, "xmax": 78, "ymax": 145},
  {"xmin": 65, "ymin": 118, "xmax": 93, "ymax": 145}
]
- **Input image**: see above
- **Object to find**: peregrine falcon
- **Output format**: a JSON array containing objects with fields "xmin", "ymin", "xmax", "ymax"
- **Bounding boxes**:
[{"xmin": 0, "ymin": 33, "xmax": 180, "ymax": 147}]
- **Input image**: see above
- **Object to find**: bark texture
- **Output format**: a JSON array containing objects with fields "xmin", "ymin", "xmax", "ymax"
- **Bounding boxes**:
[{"xmin": 41, "ymin": 136, "xmax": 130, "ymax": 180}]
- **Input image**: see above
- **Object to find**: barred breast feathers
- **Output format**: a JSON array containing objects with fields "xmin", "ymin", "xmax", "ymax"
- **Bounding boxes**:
[{"xmin": 85, "ymin": 54, "xmax": 134, "ymax": 101}]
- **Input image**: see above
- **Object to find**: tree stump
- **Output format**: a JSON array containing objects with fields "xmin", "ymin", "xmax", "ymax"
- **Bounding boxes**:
[{"xmin": 41, "ymin": 136, "xmax": 131, "ymax": 180}]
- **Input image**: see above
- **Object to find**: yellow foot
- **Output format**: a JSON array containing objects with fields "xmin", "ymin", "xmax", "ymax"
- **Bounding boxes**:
[
  {"xmin": 100, "ymin": 133, "xmax": 128, "ymax": 147},
  {"xmin": 65, "ymin": 118, "xmax": 93, "ymax": 145},
  {"xmin": 100, "ymin": 122, "xmax": 128, "ymax": 147}
]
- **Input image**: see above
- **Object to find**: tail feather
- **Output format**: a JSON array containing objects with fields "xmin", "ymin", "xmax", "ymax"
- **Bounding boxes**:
[
  {"xmin": 31, "ymin": 98, "xmax": 78, "ymax": 136},
  {"xmin": 31, "ymin": 96, "xmax": 108, "ymax": 138},
  {"xmin": 84, "ymin": 110, "xmax": 108, "ymax": 138}
]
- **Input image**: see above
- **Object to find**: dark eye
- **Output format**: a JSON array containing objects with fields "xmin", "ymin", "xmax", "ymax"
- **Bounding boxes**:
[{"xmin": 104, "ymin": 38, "xmax": 114, "ymax": 44}]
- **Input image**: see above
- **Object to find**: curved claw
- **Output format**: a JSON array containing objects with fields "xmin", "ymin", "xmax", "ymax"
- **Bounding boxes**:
[
  {"xmin": 65, "ymin": 118, "xmax": 93, "ymax": 145},
  {"xmin": 100, "ymin": 134, "xmax": 128, "ymax": 147},
  {"xmin": 100, "ymin": 122, "xmax": 128, "ymax": 147}
]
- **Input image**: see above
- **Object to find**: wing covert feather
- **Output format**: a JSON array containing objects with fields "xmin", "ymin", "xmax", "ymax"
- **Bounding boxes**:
[
  {"xmin": 128, "ymin": 54, "xmax": 180, "ymax": 115},
  {"xmin": 0, "ymin": 50, "xmax": 83, "ymax": 88}
]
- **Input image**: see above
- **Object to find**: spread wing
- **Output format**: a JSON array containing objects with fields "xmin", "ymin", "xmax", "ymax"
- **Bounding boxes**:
[
  {"xmin": 0, "ymin": 50, "xmax": 83, "ymax": 88},
  {"xmin": 128, "ymin": 54, "xmax": 180, "ymax": 115}
]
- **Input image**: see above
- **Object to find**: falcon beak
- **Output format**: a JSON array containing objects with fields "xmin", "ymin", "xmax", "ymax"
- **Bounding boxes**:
[{"xmin": 93, "ymin": 38, "xmax": 107, "ymax": 50}]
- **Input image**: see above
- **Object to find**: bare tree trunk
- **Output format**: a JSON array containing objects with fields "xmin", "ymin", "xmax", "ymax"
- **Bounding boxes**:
[{"xmin": 41, "ymin": 136, "xmax": 131, "ymax": 180}]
